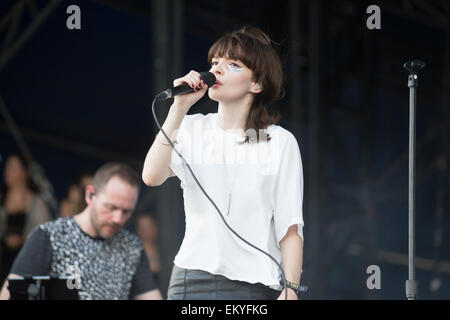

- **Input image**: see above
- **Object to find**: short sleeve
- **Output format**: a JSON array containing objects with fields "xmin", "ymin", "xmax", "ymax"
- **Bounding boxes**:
[
  {"xmin": 272, "ymin": 132, "xmax": 304, "ymax": 247},
  {"xmin": 129, "ymin": 250, "xmax": 158, "ymax": 298},
  {"xmin": 10, "ymin": 227, "xmax": 53, "ymax": 276}
]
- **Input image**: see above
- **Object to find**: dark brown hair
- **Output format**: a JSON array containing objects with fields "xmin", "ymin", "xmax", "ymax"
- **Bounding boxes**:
[
  {"xmin": 91, "ymin": 162, "xmax": 140, "ymax": 194},
  {"xmin": 1, "ymin": 153, "xmax": 38, "ymax": 204},
  {"xmin": 208, "ymin": 25, "xmax": 284, "ymax": 143}
]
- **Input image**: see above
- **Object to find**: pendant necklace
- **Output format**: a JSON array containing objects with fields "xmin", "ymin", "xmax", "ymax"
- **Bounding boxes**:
[{"xmin": 220, "ymin": 134, "xmax": 242, "ymax": 217}]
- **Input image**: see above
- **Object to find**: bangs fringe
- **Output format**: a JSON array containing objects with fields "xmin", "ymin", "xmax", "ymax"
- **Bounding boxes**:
[{"xmin": 208, "ymin": 33, "xmax": 264, "ymax": 79}]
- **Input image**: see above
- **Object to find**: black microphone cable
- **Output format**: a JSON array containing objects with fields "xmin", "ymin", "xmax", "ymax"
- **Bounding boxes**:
[{"xmin": 151, "ymin": 93, "xmax": 306, "ymax": 300}]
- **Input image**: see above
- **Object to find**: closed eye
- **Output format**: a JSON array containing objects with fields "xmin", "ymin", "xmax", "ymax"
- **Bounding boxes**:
[
  {"xmin": 104, "ymin": 203, "xmax": 133, "ymax": 215},
  {"xmin": 105, "ymin": 203, "xmax": 116, "ymax": 211}
]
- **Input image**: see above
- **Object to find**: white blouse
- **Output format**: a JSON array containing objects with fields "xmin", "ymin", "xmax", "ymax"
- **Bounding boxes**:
[{"xmin": 169, "ymin": 112, "xmax": 304, "ymax": 289}]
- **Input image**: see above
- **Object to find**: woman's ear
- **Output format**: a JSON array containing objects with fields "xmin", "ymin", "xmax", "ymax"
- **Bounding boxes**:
[{"xmin": 250, "ymin": 81, "xmax": 262, "ymax": 93}]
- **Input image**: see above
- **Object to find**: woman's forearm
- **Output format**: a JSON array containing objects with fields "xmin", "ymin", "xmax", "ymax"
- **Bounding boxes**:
[
  {"xmin": 142, "ymin": 104, "xmax": 187, "ymax": 186},
  {"xmin": 279, "ymin": 224, "xmax": 303, "ymax": 285}
]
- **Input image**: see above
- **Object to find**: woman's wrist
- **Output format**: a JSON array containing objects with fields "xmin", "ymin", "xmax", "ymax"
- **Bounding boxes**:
[
  {"xmin": 170, "ymin": 102, "xmax": 191, "ymax": 114},
  {"xmin": 281, "ymin": 287, "xmax": 298, "ymax": 299},
  {"xmin": 279, "ymin": 278, "xmax": 302, "ymax": 298},
  {"xmin": 156, "ymin": 132, "xmax": 176, "ymax": 146}
]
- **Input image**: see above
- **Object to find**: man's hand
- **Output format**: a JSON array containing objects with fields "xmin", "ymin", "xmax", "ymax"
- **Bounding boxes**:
[
  {"xmin": 134, "ymin": 289, "xmax": 163, "ymax": 300},
  {"xmin": 0, "ymin": 274, "xmax": 22, "ymax": 300}
]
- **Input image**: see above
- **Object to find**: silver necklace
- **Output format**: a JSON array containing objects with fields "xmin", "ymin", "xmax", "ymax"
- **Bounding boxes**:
[
  {"xmin": 224, "ymin": 157, "xmax": 240, "ymax": 216},
  {"xmin": 220, "ymin": 135, "xmax": 241, "ymax": 216}
]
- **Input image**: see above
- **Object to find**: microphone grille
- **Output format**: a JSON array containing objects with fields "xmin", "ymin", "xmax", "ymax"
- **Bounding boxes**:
[{"xmin": 200, "ymin": 72, "xmax": 216, "ymax": 87}]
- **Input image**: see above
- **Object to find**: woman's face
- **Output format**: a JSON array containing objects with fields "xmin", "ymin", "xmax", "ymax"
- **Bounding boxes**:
[
  {"xmin": 208, "ymin": 55, "xmax": 258, "ymax": 103},
  {"xmin": 4, "ymin": 156, "xmax": 28, "ymax": 187}
]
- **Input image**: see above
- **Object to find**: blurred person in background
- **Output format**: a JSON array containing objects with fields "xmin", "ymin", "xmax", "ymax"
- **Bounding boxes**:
[
  {"xmin": 59, "ymin": 183, "xmax": 83, "ymax": 218},
  {"xmin": 78, "ymin": 172, "xmax": 93, "ymax": 208},
  {"xmin": 0, "ymin": 154, "xmax": 51, "ymax": 284},
  {"xmin": 135, "ymin": 213, "xmax": 161, "ymax": 286},
  {"xmin": 59, "ymin": 172, "xmax": 93, "ymax": 218}
]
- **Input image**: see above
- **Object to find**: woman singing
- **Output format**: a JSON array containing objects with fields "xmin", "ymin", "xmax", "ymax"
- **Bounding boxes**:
[{"xmin": 142, "ymin": 25, "xmax": 304, "ymax": 300}]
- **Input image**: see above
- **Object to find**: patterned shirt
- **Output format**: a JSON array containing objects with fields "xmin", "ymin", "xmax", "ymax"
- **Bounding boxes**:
[{"xmin": 10, "ymin": 217, "xmax": 157, "ymax": 299}]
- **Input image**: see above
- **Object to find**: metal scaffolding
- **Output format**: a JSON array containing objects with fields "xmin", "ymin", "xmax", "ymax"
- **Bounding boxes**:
[{"xmin": 0, "ymin": 0, "xmax": 62, "ymax": 72}]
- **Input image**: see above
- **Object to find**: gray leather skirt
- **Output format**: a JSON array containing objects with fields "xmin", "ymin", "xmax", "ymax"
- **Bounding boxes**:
[{"xmin": 167, "ymin": 264, "xmax": 280, "ymax": 300}]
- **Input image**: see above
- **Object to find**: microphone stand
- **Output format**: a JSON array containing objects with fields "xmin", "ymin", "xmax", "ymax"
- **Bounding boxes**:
[{"xmin": 403, "ymin": 60, "xmax": 425, "ymax": 300}]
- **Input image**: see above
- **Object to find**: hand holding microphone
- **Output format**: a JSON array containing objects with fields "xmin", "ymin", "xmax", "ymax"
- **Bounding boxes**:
[{"xmin": 156, "ymin": 71, "xmax": 216, "ymax": 111}]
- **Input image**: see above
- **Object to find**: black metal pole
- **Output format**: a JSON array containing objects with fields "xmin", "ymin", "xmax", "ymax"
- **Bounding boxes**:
[
  {"xmin": 403, "ymin": 60, "xmax": 425, "ymax": 300},
  {"xmin": 308, "ymin": 0, "xmax": 322, "ymax": 299}
]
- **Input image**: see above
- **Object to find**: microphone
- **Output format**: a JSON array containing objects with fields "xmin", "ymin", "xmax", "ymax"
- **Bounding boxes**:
[{"xmin": 156, "ymin": 72, "xmax": 216, "ymax": 101}]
